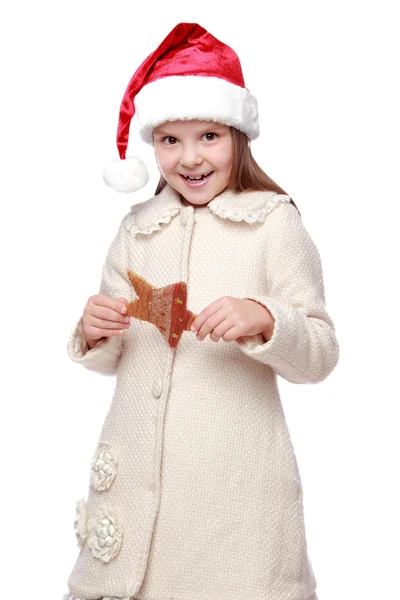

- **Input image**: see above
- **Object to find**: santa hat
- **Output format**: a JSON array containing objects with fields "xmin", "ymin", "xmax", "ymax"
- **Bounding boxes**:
[{"xmin": 103, "ymin": 22, "xmax": 260, "ymax": 193}]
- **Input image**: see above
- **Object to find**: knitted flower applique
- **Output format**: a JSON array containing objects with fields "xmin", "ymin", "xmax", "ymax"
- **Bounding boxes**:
[
  {"xmin": 87, "ymin": 505, "xmax": 123, "ymax": 563},
  {"xmin": 74, "ymin": 498, "xmax": 88, "ymax": 546},
  {"xmin": 90, "ymin": 442, "xmax": 119, "ymax": 491}
]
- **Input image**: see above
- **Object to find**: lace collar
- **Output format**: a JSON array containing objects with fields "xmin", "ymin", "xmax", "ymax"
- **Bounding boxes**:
[{"xmin": 124, "ymin": 183, "xmax": 292, "ymax": 236}]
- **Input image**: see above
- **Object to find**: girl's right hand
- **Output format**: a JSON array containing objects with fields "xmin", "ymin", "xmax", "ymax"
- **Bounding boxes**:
[{"xmin": 82, "ymin": 294, "xmax": 131, "ymax": 349}]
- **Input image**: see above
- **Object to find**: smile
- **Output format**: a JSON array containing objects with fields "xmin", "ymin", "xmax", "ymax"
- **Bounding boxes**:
[
  {"xmin": 180, "ymin": 172, "xmax": 214, "ymax": 188},
  {"xmin": 183, "ymin": 172, "xmax": 213, "ymax": 181}
]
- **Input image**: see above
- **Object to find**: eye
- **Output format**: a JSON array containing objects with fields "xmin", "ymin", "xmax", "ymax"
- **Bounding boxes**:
[
  {"xmin": 202, "ymin": 132, "xmax": 218, "ymax": 141},
  {"xmin": 162, "ymin": 136, "xmax": 178, "ymax": 145}
]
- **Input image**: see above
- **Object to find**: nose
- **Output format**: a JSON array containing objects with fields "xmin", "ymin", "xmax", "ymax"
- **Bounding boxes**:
[{"xmin": 179, "ymin": 143, "xmax": 203, "ymax": 169}]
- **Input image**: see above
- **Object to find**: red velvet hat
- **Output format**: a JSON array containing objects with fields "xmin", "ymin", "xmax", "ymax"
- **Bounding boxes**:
[{"xmin": 103, "ymin": 23, "xmax": 259, "ymax": 193}]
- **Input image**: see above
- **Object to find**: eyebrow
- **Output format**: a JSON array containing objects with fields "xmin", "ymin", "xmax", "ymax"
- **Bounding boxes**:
[{"xmin": 154, "ymin": 123, "xmax": 227, "ymax": 135}]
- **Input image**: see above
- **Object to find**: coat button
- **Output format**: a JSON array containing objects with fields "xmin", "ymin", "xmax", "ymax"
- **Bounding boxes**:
[{"xmin": 152, "ymin": 379, "xmax": 163, "ymax": 397}]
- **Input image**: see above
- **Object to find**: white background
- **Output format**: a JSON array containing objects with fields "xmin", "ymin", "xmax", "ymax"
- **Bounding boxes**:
[{"xmin": 1, "ymin": 1, "xmax": 399, "ymax": 599}]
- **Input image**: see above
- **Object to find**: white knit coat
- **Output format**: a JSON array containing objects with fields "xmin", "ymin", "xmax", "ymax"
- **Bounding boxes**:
[{"xmin": 64, "ymin": 183, "xmax": 340, "ymax": 600}]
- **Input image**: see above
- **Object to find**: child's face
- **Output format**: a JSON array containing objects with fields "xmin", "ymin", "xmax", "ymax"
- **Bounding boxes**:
[{"xmin": 153, "ymin": 120, "xmax": 233, "ymax": 207}]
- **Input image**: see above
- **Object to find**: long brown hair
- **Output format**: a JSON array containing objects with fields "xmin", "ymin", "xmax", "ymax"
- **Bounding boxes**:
[{"xmin": 154, "ymin": 126, "xmax": 300, "ymax": 216}]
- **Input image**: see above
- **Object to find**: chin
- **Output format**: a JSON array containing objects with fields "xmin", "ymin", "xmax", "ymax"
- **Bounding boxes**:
[{"xmin": 181, "ymin": 191, "xmax": 215, "ymax": 206}]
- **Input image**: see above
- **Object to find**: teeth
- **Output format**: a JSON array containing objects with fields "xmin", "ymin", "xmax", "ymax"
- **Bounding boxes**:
[{"xmin": 184, "ymin": 172, "xmax": 211, "ymax": 181}]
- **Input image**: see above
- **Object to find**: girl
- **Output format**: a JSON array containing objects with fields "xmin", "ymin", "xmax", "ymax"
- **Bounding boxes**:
[{"xmin": 63, "ymin": 22, "xmax": 340, "ymax": 600}]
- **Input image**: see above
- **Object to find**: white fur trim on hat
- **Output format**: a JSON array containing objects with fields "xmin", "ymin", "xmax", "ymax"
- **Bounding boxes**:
[
  {"xmin": 135, "ymin": 75, "xmax": 259, "ymax": 144},
  {"xmin": 102, "ymin": 156, "xmax": 149, "ymax": 193}
]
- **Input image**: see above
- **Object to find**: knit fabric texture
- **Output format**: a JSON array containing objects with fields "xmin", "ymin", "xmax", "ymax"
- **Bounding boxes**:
[{"xmin": 64, "ymin": 184, "xmax": 339, "ymax": 600}]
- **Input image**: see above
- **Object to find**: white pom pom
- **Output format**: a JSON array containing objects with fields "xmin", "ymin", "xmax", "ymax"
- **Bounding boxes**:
[{"xmin": 103, "ymin": 156, "xmax": 150, "ymax": 193}]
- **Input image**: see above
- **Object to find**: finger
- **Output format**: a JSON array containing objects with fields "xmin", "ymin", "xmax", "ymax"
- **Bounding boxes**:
[
  {"xmin": 89, "ymin": 300, "xmax": 130, "ymax": 324},
  {"xmin": 190, "ymin": 297, "xmax": 226, "ymax": 331},
  {"xmin": 209, "ymin": 319, "xmax": 232, "ymax": 343},
  {"xmin": 208, "ymin": 313, "xmax": 240, "ymax": 342},
  {"xmin": 91, "ymin": 294, "xmax": 128, "ymax": 317},
  {"xmin": 84, "ymin": 315, "xmax": 130, "ymax": 340},
  {"xmin": 191, "ymin": 297, "xmax": 226, "ymax": 332},
  {"xmin": 234, "ymin": 334, "xmax": 258, "ymax": 344},
  {"xmin": 196, "ymin": 307, "xmax": 228, "ymax": 341},
  {"xmin": 221, "ymin": 324, "xmax": 244, "ymax": 343},
  {"xmin": 89, "ymin": 314, "xmax": 131, "ymax": 330},
  {"xmin": 87, "ymin": 326, "xmax": 127, "ymax": 339},
  {"xmin": 115, "ymin": 297, "xmax": 129, "ymax": 314}
]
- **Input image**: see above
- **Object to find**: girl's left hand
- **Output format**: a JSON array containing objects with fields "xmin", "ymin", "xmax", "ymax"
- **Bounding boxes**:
[{"xmin": 190, "ymin": 297, "xmax": 275, "ymax": 344}]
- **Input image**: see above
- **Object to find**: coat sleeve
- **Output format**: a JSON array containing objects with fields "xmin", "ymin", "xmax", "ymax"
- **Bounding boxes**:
[
  {"xmin": 67, "ymin": 215, "xmax": 134, "ymax": 376},
  {"xmin": 237, "ymin": 201, "xmax": 340, "ymax": 384}
]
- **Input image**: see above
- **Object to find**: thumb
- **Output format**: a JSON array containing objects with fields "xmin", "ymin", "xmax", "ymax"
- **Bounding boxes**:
[{"xmin": 116, "ymin": 297, "xmax": 129, "ymax": 310}]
